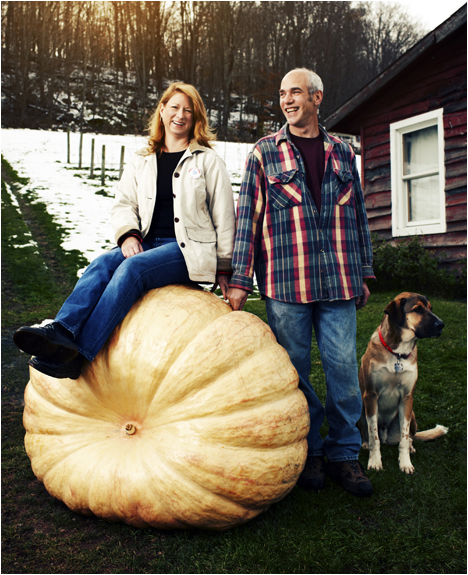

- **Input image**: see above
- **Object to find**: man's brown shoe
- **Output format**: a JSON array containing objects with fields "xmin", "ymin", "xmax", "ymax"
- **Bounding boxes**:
[
  {"xmin": 326, "ymin": 460, "xmax": 373, "ymax": 497},
  {"xmin": 296, "ymin": 455, "xmax": 326, "ymax": 491}
]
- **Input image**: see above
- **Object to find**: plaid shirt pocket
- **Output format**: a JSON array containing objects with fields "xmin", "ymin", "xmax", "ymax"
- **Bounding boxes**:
[
  {"xmin": 266, "ymin": 169, "xmax": 302, "ymax": 209},
  {"xmin": 334, "ymin": 169, "xmax": 355, "ymax": 206}
]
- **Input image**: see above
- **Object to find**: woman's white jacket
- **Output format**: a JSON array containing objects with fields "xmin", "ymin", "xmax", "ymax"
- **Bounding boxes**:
[{"xmin": 111, "ymin": 141, "xmax": 236, "ymax": 283}]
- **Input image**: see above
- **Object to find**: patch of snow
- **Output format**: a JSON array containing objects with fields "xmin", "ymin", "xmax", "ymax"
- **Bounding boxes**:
[
  {"xmin": 1, "ymin": 129, "xmax": 252, "ymax": 273},
  {"xmin": 3, "ymin": 181, "xmax": 21, "ymax": 208}
]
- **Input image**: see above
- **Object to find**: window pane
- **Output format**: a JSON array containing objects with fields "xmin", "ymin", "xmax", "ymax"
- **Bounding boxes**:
[
  {"xmin": 403, "ymin": 125, "xmax": 438, "ymax": 175},
  {"xmin": 407, "ymin": 175, "xmax": 440, "ymax": 222}
]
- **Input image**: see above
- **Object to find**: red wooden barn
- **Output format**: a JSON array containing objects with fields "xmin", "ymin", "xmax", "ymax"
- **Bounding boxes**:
[{"xmin": 325, "ymin": 4, "xmax": 467, "ymax": 269}]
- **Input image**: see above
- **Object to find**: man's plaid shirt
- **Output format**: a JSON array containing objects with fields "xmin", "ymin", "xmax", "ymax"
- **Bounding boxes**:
[{"xmin": 229, "ymin": 124, "xmax": 375, "ymax": 303}]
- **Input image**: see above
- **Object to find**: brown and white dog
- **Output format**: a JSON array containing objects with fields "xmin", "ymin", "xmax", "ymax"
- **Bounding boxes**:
[{"xmin": 358, "ymin": 292, "xmax": 448, "ymax": 474}]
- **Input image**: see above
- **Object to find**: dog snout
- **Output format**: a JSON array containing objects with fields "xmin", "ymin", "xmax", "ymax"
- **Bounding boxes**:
[
  {"xmin": 415, "ymin": 313, "xmax": 445, "ymax": 338},
  {"xmin": 434, "ymin": 318, "xmax": 445, "ymax": 335},
  {"xmin": 426, "ymin": 316, "xmax": 445, "ymax": 337}
]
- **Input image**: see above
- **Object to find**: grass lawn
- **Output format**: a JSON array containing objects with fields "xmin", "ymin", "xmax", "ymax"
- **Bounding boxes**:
[{"xmin": 2, "ymin": 158, "xmax": 466, "ymax": 574}]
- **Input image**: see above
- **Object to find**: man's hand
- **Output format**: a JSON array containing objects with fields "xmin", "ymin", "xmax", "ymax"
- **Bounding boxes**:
[
  {"xmin": 211, "ymin": 274, "xmax": 230, "ymax": 300},
  {"xmin": 121, "ymin": 236, "xmax": 144, "ymax": 259},
  {"xmin": 355, "ymin": 280, "xmax": 370, "ymax": 310},
  {"xmin": 227, "ymin": 287, "xmax": 249, "ymax": 311}
]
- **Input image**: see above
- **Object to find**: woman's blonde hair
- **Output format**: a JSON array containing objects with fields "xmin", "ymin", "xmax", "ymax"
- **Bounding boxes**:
[{"xmin": 146, "ymin": 82, "xmax": 215, "ymax": 154}]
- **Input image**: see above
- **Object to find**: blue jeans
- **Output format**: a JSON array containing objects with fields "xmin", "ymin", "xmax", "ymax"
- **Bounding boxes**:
[
  {"xmin": 265, "ymin": 297, "xmax": 362, "ymax": 462},
  {"xmin": 56, "ymin": 238, "xmax": 192, "ymax": 361}
]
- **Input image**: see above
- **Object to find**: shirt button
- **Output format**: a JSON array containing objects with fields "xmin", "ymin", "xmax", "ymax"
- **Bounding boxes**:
[
  {"xmin": 320, "ymin": 249, "xmax": 324, "ymax": 253},
  {"xmin": 180, "ymin": 242, "xmax": 185, "ymax": 248},
  {"xmin": 174, "ymin": 217, "xmax": 179, "ymax": 223},
  {"xmin": 174, "ymin": 173, "xmax": 180, "ymax": 178}
]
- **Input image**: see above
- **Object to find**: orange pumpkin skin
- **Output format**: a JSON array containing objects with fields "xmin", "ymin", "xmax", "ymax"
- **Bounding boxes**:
[{"xmin": 23, "ymin": 285, "xmax": 309, "ymax": 530}]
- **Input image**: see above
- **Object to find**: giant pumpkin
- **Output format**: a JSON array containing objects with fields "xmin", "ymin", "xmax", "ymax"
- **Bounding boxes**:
[{"xmin": 23, "ymin": 285, "xmax": 309, "ymax": 530}]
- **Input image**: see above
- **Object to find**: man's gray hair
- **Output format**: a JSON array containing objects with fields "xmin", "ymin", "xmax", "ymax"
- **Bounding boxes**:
[{"xmin": 289, "ymin": 68, "xmax": 324, "ymax": 95}]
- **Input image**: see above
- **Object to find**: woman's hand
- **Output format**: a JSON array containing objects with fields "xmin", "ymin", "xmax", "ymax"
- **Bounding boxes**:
[{"xmin": 121, "ymin": 236, "xmax": 144, "ymax": 259}]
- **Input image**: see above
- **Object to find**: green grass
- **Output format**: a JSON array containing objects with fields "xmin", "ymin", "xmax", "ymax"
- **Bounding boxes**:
[
  {"xmin": 2, "ymin": 157, "xmax": 466, "ymax": 574},
  {"xmin": 1, "ymin": 156, "xmax": 88, "ymax": 326}
]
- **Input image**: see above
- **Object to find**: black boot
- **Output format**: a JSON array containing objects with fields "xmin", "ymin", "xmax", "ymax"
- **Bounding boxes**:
[{"xmin": 14, "ymin": 322, "xmax": 79, "ymax": 361}]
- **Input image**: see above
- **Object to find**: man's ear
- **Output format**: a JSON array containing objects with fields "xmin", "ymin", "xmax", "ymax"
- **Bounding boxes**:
[
  {"xmin": 384, "ymin": 298, "xmax": 407, "ymax": 327},
  {"xmin": 314, "ymin": 90, "xmax": 324, "ymax": 106}
]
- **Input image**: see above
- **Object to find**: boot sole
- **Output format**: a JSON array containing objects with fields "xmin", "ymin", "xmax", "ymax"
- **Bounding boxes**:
[{"xmin": 28, "ymin": 358, "xmax": 82, "ymax": 380}]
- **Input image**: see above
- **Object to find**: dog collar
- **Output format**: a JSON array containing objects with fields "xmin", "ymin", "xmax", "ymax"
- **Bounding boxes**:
[{"xmin": 378, "ymin": 327, "xmax": 413, "ymax": 360}]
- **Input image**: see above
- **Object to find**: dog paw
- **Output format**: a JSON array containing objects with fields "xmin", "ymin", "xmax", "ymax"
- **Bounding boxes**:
[
  {"xmin": 368, "ymin": 457, "xmax": 383, "ymax": 471},
  {"xmin": 399, "ymin": 460, "xmax": 414, "ymax": 474}
]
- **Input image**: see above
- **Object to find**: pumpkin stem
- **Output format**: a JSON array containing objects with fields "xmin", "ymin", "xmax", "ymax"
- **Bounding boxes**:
[{"xmin": 125, "ymin": 423, "xmax": 137, "ymax": 435}]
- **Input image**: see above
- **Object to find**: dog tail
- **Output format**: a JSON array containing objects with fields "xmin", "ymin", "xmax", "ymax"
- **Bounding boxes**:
[{"xmin": 414, "ymin": 424, "xmax": 449, "ymax": 441}]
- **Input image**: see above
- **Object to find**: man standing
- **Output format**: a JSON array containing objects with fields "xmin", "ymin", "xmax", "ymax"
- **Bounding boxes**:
[{"xmin": 227, "ymin": 68, "xmax": 374, "ymax": 497}]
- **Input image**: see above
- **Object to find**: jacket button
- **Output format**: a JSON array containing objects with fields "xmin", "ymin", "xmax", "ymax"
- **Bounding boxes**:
[
  {"xmin": 174, "ymin": 217, "xmax": 179, "ymax": 223},
  {"xmin": 173, "ymin": 193, "xmax": 176, "ymax": 198},
  {"xmin": 174, "ymin": 173, "xmax": 180, "ymax": 178},
  {"xmin": 180, "ymin": 242, "xmax": 185, "ymax": 248}
]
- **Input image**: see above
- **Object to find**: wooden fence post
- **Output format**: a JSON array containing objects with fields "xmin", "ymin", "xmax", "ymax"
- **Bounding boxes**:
[
  {"xmin": 90, "ymin": 138, "xmax": 95, "ymax": 178},
  {"xmin": 119, "ymin": 146, "xmax": 125, "ymax": 180},
  {"xmin": 67, "ymin": 128, "xmax": 70, "ymax": 163},
  {"xmin": 78, "ymin": 132, "xmax": 83, "ymax": 169},
  {"xmin": 101, "ymin": 145, "xmax": 106, "ymax": 185}
]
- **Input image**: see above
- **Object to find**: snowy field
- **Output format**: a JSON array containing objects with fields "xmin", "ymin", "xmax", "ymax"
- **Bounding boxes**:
[{"xmin": 2, "ymin": 129, "xmax": 252, "ymax": 270}]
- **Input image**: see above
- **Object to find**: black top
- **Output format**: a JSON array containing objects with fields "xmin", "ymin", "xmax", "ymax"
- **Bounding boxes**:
[
  {"xmin": 290, "ymin": 132, "xmax": 325, "ymax": 214},
  {"xmin": 147, "ymin": 150, "xmax": 185, "ymax": 239}
]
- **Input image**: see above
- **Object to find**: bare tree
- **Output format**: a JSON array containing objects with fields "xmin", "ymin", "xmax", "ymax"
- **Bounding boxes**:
[
  {"xmin": 359, "ymin": 1, "xmax": 426, "ymax": 79},
  {"xmin": 0, "ymin": 0, "xmax": 427, "ymax": 136}
]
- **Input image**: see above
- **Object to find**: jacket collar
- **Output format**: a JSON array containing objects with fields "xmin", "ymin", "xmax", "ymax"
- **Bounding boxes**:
[
  {"xmin": 142, "ymin": 139, "xmax": 207, "ymax": 159},
  {"xmin": 188, "ymin": 140, "xmax": 207, "ymax": 153},
  {"xmin": 142, "ymin": 140, "xmax": 209, "ymax": 176},
  {"xmin": 142, "ymin": 139, "xmax": 207, "ymax": 170}
]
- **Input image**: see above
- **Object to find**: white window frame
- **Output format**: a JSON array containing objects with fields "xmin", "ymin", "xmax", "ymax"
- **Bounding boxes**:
[{"xmin": 390, "ymin": 109, "xmax": 446, "ymax": 237}]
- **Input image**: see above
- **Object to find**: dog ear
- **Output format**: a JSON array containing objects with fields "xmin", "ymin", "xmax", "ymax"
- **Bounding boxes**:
[{"xmin": 384, "ymin": 298, "xmax": 407, "ymax": 327}]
